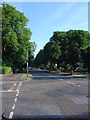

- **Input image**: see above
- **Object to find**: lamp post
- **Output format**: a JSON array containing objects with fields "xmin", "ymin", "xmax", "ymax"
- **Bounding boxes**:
[{"xmin": 27, "ymin": 46, "xmax": 28, "ymax": 79}]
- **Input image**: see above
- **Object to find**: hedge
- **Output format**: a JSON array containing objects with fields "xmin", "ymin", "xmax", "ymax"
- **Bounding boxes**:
[{"xmin": 0, "ymin": 66, "xmax": 12, "ymax": 74}]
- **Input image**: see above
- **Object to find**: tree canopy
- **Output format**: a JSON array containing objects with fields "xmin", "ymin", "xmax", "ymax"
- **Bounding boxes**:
[
  {"xmin": 35, "ymin": 30, "xmax": 90, "ymax": 72},
  {"xmin": 2, "ymin": 3, "xmax": 36, "ymax": 70}
]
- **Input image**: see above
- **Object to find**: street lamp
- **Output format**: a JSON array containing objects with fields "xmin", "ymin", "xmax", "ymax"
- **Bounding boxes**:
[{"xmin": 27, "ymin": 46, "xmax": 28, "ymax": 79}]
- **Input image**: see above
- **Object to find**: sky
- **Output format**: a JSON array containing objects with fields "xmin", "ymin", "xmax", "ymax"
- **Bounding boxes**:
[{"xmin": 2, "ymin": 2, "xmax": 88, "ymax": 57}]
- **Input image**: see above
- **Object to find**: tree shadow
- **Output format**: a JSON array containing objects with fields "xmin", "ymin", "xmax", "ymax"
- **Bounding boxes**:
[{"xmin": 2, "ymin": 114, "xmax": 89, "ymax": 120}]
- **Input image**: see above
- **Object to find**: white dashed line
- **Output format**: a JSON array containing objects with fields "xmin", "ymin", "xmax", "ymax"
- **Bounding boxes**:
[
  {"xmin": 8, "ymin": 82, "xmax": 22, "ymax": 119},
  {"xmin": 16, "ymin": 90, "xmax": 19, "ymax": 94},
  {"xmin": 14, "ymin": 98, "xmax": 17, "ymax": 102},
  {"xmin": 14, "ymin": 83, "xmax": 16, "ymax": 86},
  {"xmin": 19, "ymin": 82, "xmax": 22, "ymax": 86},
  {"xmin": 12, "ymin": 104, "xmax": 15, "ymax": 110},
  {"xmin": 9, "ymin": 112, "xmax": 14, "ymax": 119},
  {"xmin": 16, "ymin": 86, "xmax": 20, "ymax": 91},
  {"xmin": 16, "ymin": 93, "xmax": 19, "ymax": 97}
]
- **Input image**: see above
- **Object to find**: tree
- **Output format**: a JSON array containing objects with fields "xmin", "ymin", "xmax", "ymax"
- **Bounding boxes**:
[
  {"xmin": 34, "ymin": 41, "xmax": 61, "ymax": 70},
  {"xmin": 50, "ymin": 30, "xmax": 89, "ymax": 70},
  {"xmin": 66, "ymin": 30, "xmax": 89, "ymax": 69},
  {"xmin": 2, "ymin": 3, "xmax": 33, "ymax": 71},
  {"xmin": 81, "ymin": 46, "xmax": 90, "ymax": 73},
  {"xmin": 34, "ymin": 49, "xmax": 44, "ymax": 67}
]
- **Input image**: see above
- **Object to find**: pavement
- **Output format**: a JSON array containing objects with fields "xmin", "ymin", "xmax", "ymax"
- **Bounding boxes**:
[{"xmin": 0, "ymin": 68, "xmax": 89, "ymax": 120}]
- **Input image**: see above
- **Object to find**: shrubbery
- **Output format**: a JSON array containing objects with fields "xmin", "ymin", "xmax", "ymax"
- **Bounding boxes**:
[
  {"xmin": 0, "ymin": 66, "xmax": 12, "ymax": 74},
  {"xmin": 59, "ymin": 67, "xmax": 65, "ymax": 72}
]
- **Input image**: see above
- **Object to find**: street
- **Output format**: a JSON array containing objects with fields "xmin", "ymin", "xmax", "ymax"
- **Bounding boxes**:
[{"xmin": 0, "ymin": 69, "xmax": 88, "ymax": 119}]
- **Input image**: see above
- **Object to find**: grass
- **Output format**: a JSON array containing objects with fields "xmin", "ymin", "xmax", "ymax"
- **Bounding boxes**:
[{"xmin": 21, "ymin": 73, "xmax": 32, "ymax": 80}]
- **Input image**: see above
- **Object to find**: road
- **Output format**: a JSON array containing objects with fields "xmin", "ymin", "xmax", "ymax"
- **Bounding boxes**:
[{"xmin": 0, "ymin": 69, "xmax": 89, "ymax": 119}]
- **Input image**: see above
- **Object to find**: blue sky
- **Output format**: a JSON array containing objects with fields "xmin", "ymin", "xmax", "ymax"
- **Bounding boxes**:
[{"xmin": 4, "ymin": 2, "xmax": 88, "ymax": 57}]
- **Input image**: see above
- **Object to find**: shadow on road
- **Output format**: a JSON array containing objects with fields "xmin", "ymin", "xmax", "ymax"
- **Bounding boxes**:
[{"xmin": 2, "ymin": 115, "xmax": 89, "ymax": 120}]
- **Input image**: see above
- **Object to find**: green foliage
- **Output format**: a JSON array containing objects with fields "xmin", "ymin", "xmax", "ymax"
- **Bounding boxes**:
[
  {"xmin": 2, "ymin": 3, "xmax": 35, "ymax": 71},
  {"xmin": 66, "ymin": 64, "xmax": 72, "ymax": 71},
  {"xmin": 59, "ymin": 67, "xmax": 65, "ymax": 72},
  {"xmin": 35, "ymin": 29, "xmax": 89, "ymax": 72},
  {"xmin": 34, "ymin": 49, "xmax": 44, "ymax": 67},
  {"xmin": 0, "ymin": 66, "xmax": 12, "ymax": 74}
]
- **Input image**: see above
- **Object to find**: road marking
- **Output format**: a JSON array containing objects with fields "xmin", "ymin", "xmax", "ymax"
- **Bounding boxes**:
[
  {"xmin": 16, "ymin": 90, "xmax": 19, "ymax": 94},
  {"xmin": 9, "ymin": 112, "xmax": 14, "ymax": 119},
  {"xmin": 0, "ymin": 90, "xmax": 17, "ymax": 92},
  {"xmin": 16, "ymin": 93, "xmax": 19, "ymax": 97},
  {"xmin": 19, "ymin": 82, "xmax": 22, "ymax": 86},
  {"xmin": 59, "ymin": 79, "xmax": 63, "ymax": 80},
  {"xmin": 12, "ymin": 104, "xmax": 15, "ymax": 110},
  {"xmin": 8, "ymin": 83, "xmax": 17, "ymax": 92},
  {"xmin": 8, "ymin": 89, "xmax": 12, "ymax": 92},
  {"xmin": 67, "ymin": 81, "xmax": 80, "ymax": 87},
  {"xmin": 16, "ymin": 82, "xmax": 22, "ymax": 90},
  {"xmin": 14, "ymin": 98, "xmax": 17, "ymax": 102},
  {"xmin": 14, "ymin": 83, "xmax": 16, "ymax": 86},
  {"xmin": 16, "ymin": 86, "xmax": 20, "ymax": 90}
]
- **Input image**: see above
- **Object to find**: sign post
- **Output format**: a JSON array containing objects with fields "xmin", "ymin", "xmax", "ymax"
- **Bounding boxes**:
[{"xmin": 27, "ymin": 46, "xmax": 28, "ymax": 79}]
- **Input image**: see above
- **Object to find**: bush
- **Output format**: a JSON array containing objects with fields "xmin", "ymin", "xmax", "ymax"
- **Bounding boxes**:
[
  {"xmin": 66, "ymin": 64, "xmax": 72, "ymax": 71},
  {"xmin": 0, "ymin": 66, "xmax": 2, "ymax": 74},
  {"xmin": 59, "ymin": 67, "xmax": 65, "ymax": 72},
  {"xmin": 0, "ymin": 66, "xmax": 12, "ymax": 74}
]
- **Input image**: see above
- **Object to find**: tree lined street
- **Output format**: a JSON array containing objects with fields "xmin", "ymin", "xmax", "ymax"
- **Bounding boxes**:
[
  {"xmin": 0, "ymin": 2, "xmax": 89, "ymax": 120},
  {"xmin": 1, "ymin": 69, "xmax": 88, "ymax": 119}
]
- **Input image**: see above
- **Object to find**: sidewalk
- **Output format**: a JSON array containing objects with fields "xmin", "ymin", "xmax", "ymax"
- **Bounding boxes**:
[{"xmin": 40, "ymin": 68, "xmax": 89, "ymax": 78}]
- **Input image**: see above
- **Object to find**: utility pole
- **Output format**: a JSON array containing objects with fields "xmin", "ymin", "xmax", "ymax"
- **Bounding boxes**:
[{"xmin": 27, "ymin": 46, "xmax": 28, "ymax": 79}]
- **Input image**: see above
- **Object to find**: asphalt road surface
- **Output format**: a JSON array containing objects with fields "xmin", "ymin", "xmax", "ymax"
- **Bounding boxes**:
[{"xmin": 0, "ymin": 68, "xmax": 89, "ymax": 120}]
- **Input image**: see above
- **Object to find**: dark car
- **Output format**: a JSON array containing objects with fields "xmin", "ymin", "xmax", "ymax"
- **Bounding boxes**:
[{"xmin": 74, "ymin": 67, "xmax": 83, "ymax": 72}]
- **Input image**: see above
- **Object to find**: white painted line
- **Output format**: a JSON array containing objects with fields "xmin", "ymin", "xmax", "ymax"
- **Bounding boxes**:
[
  {"xmin": 19, "ymin": 82, "xmax": 22, "ymax": 86},
  {"xmin": 12, "ymin": 104, "xmax": 15, "ymax": 110},
  {"xmin": 67, "ymin": 81, "xmax": 80, "ymax": 87},
  {"xmin": 9, "ymin": 112, "xmax": 14, "ymax": 119},
  {"xmin": 16, "ymin": 93, "xmax": 19, "ymax": 97},
  {"xmin": 14, "ymin": 83, "xmax": 16, "ymax": 86},
  {"xmin": 59, "ymin": 79, "xmax": 63, "ymax": 80},
  {"xmin": 14, "ymin": 98, "xmax": 17, "ymax": 102},
  {"xmin": 16, "ymin": 86, "xmax": 20, "ymax": 90},
  {"xmin": 8, "ymin": 90, "xmax": 12, "ymax": 92},
  {"xmin": 16, "ymin": 90, "xmax": 19, "ymax": 94},
  {"xmin": 0, "ymin": 90, "xmax": 17, "ymax": 92}
]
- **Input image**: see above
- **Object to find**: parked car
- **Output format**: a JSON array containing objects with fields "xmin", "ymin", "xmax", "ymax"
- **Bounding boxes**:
[{"xmin": 74, "ymin": 67, "xmax": 83, "ymax": 72}]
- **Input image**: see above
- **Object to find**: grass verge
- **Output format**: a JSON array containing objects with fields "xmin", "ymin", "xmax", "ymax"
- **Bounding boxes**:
[{"xmin": 21, "ymin": 73, "xmax": 32, "ymax": 80}]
